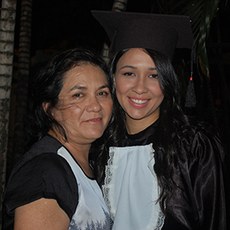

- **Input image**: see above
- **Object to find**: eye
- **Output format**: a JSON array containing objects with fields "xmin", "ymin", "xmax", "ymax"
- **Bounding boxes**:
[
  {"xmin": 98, "ymin": 90, "xmax": 110, "ymax": 97},
  {"xmin": 149, "ymin": 73, "xmax": 159, "ymax": 79},
  {"xmin": 123, "ymin": 72, "xmax": 135, "ymax": 77},
  {"xmin": 73, "ymin": 92, "xmax": 83, "ymax": 98}
]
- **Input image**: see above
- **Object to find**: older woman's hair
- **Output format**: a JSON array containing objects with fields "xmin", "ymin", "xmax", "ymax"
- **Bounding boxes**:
[{"xmin": 31, "ymin": 48, "xmax": 110, "ymax": 141}]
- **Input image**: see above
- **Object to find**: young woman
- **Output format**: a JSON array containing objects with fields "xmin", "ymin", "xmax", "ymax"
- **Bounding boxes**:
[
  {"xmin": 92, "ymin": 11, "xmax": 227, "ymax": 230},
  {"xmin": 2, "ymin": 48, "xmax": 113, "ymax": 229}
]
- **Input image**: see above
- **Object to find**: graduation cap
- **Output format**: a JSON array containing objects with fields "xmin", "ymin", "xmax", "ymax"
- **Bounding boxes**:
[
  {"xmin": 92, "ymin": 10, "xmax": 193, "ymax": 59},
  {"xmin": 92, "ymin": 10, "xmax": 196, "ymax": 108}
]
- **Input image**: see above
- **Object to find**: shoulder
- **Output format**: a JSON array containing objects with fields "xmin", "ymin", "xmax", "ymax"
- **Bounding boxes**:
[
  {"xmin": 4, "ymin": 136, "xmax": 78, "ymax": 219},
  {"xmin": 176, "ymin": 119, "xmax": 225, "ymax": 164},
  {"xmin": 22, "ymin": 152, "xmax": 76, "ymax": 182},
  {"xmin": 8, "ymin": 135, "xmax": 74, "ymax": 181}
]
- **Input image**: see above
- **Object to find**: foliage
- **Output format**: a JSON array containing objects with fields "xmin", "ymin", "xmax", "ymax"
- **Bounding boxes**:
[{"xmin": 154, "ymin": 0, "xmax": 222, "ymax": 78}]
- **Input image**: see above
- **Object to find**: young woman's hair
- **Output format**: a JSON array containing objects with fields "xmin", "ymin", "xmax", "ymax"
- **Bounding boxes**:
[
  {"xmin": 95, "ymin": 48, "xmax": 190, "ymax": 211},
  {"xmin": 30, "ymin": 48, "xmax": 111, "ymax": 141}
]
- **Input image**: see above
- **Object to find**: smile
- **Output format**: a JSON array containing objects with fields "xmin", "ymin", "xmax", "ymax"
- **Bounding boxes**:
[{"xmin": 130, "ymin": 98, "xmax": 148, "ymax": 105}]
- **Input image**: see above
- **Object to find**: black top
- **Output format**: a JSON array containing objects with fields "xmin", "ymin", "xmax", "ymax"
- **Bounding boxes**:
[{"xmin": 2, "ymin": 136, "xmax": 78, "ymax": 229}]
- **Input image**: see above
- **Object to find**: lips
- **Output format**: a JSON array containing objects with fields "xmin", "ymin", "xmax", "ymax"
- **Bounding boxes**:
[
  {"xmin": 130, "ymin": 98, "xmax": 148, "ymax": 104},
  {"xmin": 128, "ymin": 97, "xmax": 149, "ymax": 108},
  {"xmin": 86, "ymin": 117, "xmax": 102, "ymax": 122}
]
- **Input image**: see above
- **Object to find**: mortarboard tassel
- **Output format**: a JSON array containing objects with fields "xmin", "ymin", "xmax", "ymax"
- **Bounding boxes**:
[
  {"xmin": 185, "ymin": 75, "xmax": 196, "ymax": 108},
  {"xmin": 185, "ymin": 46, "xmax": 196, "ymax": 108}
]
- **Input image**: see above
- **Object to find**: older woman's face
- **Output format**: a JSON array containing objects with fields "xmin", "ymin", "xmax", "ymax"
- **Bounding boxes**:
[
  {"xmin": 114, "ymin": 48, "xmax": 164, "ymax": 134},
  {"xmin": 51, "ymin": 63, "xmax": 113, "ymax": 144}
]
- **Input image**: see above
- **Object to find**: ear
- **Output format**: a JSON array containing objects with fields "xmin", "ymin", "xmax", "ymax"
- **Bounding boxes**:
[
  {"xmin": 42, "ymin": 102, "xmax": 50, "ymax": 113},
  {"xmin": 113, "ymin": 74, "xmax": 116, "ymax": 87},
  {"xmin": 42, "ymin": 102, "xmax": 48, "ymax": 112}
]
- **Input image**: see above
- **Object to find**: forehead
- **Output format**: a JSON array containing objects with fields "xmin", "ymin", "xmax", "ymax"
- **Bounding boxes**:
[
  {"xmin": 117, "ymin": 49, "xmax": 156, "ymax": 66},
  {"xmin": 58, "ymin": 63, "xmax": 108, "ymax": 94},
  {"xmin": 63, "ymin": 63, "xmax": 107, "ymax": 82}
]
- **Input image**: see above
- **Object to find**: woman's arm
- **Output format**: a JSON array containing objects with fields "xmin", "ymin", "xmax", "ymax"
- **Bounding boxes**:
[{"xmin": 14, "ymin": 198, "xmax": 69, "ymax": 230}]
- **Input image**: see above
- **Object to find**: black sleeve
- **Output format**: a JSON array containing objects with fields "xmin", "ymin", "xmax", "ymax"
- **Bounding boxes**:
[
  {"xmin": 3, "ymin": 153, "xmax": 78, "ymax": 220},
  {"xmin": 168, "ymin": 125, "xmax": 227, "ymax": 230},
  {"xmin": 189, "ymin": 129, "xmax": 226, "ymax": 230}
]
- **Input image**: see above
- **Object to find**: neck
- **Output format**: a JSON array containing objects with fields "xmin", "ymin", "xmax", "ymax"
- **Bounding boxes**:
[
  {"xmin": 126, "ymin": 114, "xmax": 159, "ymax": 135},
  {"xmin": 48, "ymin": 130, "xmax": 93, "ymax": 177}
]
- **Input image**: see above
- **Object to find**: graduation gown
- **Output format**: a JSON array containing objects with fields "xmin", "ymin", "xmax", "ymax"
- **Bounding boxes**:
[{"xmin": 103, "ymin": 121, "xmax": 226, "ymax": 230}]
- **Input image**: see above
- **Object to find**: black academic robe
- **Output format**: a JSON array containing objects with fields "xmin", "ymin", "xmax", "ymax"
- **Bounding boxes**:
[{"xmin": 121, "ymin": 121, "xmax": 226, "ymax": 230}]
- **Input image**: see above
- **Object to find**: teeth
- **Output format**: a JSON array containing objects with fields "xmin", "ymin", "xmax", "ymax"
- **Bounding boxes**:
[{"xmin": 131, "ymin": 98, "xmax": 147, "ymax": 104}]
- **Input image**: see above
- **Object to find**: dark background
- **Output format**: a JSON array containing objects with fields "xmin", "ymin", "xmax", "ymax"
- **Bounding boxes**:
[
  {"xmin": 12, "ymin": 0, "xmax": 230, "ymax": 174},
  {"xmin": 4, "ymin": 0, "xmax": 230, "ymax": 225},
  {"xmin": 30, "ymin": 0, "xmax": 160, "ymax": 62},
  {"xmin": 28, "ymin": 0, "xmax": 230, "ymax": 149}
]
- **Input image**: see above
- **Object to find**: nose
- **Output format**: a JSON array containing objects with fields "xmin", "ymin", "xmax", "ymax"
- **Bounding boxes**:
[
  {"xmin": 86, "ymin": 97, "xmax": 102, "ymax": 112},
  {"xmin": 133, "ymin": 76, "xmax": 147, "ymax": 94}
]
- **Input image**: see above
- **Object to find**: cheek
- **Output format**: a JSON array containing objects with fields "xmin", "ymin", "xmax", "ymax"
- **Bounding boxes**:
[
  {"xmin": 154, "ymin": 88, "xmax": 164, "ymax": 98},
  {"xmin": 57, "ymin": 99, "xmax": 81, "ymax": 110},
  {"xmin": 102, "ymin": 100, "xmax": 113, "ymax": 116},
  {"xmin": 66, "ymin": 105, "xmax": 84, "ymax": 120},
  {"xmin": 149, "ymin": 82, "xmax": 164, "ymax": 97},
  {"xmin": 115, "ymin": 79, "xmax": 130, "ymax": 96},
  {"xmin": 53, "ymin": 105, "xmax": 82, "ymax": 122}
]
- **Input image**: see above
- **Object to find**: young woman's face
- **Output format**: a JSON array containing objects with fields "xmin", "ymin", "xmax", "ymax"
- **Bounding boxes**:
[
  {"xmin": 114, "ymin": 48, "xmax": 164, "ymax": 133},
  {"xmin": 50, "ymin": 63, "xmax": 113, "ymax": 144}
]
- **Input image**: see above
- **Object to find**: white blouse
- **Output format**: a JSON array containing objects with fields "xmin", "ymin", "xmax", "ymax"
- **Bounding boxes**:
[
  {"xmin": 103, "ymin": 143, "xmax": 165, "ymax": 230},
  {"xmin": 58, "ymin": 146, "xmax": 112, "ymax": 229}
]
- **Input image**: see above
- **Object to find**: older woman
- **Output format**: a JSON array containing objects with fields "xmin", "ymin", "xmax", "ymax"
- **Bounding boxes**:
[{"xmin": 2, "ymin": 48, "xmax": 113, "ymax": 229}]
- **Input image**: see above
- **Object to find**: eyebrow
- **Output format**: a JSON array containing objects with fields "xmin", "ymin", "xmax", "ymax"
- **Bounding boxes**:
[
  {"xmin": 118, "ymin": 65, "xmax": 157, "ymax": 71},
  {"xmin": 70, "ymin": 84, "xmax": 110, "ymax": 92}
]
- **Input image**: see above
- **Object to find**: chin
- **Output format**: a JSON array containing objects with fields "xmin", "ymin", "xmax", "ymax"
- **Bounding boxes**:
[
  {"xmin": 86, "ymin": 131, "xmax": 104, "ymax": 140},
  {"xmin": 128, "ymin": 113, "xmax": 147, "ymax": 120}
]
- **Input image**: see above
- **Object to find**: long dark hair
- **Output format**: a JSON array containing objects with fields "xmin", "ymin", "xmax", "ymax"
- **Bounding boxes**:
[{"xmin": 95, "ymin": 48, "xmax": 190, "ymax": 212}]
